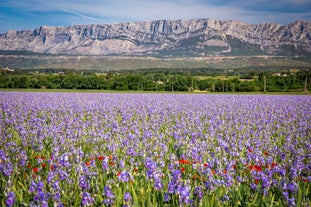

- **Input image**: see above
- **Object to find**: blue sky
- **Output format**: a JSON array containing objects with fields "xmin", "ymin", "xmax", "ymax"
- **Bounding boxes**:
[{"xmin": 1, "ymin": 0, "xmax": 311, "ymax": 33}]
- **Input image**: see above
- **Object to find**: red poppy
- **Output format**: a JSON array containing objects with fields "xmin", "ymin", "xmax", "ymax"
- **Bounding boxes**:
[
  {"xmin": 32, "ymin": 167, "xmax": 39, "ymax": 173},
  {"xmin": 203, "ymin": 163, "xmax": 208, "ymax": 167},
  {"xmin": 270, "ymin": 162, "xmax": 277, "ymax": 169},
  {"xmin": 301, "ymin": 178, "xmax": 309, "ymax": 183},
  {"xmin": 255, "ymin": 179, "xmax": 260, "ymax": 185},
  {"xmin": 249, "ymin": 164, "xmax": 254, "ymax": 171},
  {"xmin": 254, "ymin": 165, "xmax": 262, "ymax": 172},
  {"xmin": 50, "ymin": 165, "xmax": 55, "ymax": 171},
  {"xmin": 35, "ymin": 155, "xmax": 45, "ymax": 160},
  {"xmin": 97, "ymin": 156, "xmax": 104, "ymax": 161},
  {"xmin": 179, "ymin": 159, "xmax": 191, "ymax": 164},
  {"xmin": 211, "ymin": 170, "xmax": 216, "ymax": 175},
  {"xmin": 248, "ymin": 148, "xmax": 253, "ymax": 153},
  {"xmin": 41, "ymin": 163, "xmax": 46, "ymax": 168},
  {"xmin": 233, "ymin": 164, "xmax": 237, "ymax": 170},
  {"xmin": 181, "ymin": 167, "xmax": 185, "ymax": 173},
  {"xmin": 109, "ymin": 161, "xmax": 114, "ymax": 166},
  {"xmin": 85, "ymin": 161, "xmax": 90, "ymax": 166},
  {"xmin": 222, "ymin": 169, "xmax": 227, "ymax": 174}
]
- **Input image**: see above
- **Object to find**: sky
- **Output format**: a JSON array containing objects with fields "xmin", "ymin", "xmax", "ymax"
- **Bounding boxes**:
[{"xmin": 0, "ymin": 0, "xmax": 311, "ymax": 33}]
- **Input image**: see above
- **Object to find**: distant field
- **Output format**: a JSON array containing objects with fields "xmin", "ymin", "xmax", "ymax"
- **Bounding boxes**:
[
  {"xmin": 195, "ymin": 76, "xmax": 240, "ymax": 80},
  {"xmin": 0, "ymin": 88, "xmax": 310, "ymax": 95},
  {"xmin": 1, "ymin": 54, "xmax": 311, "ymax": 70}
]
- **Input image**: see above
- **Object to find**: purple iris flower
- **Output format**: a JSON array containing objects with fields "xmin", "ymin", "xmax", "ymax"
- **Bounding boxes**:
[
  {"xmin": 124, "ymin": 192, "xmax": 132, "ymax": 203},
  {"xmin": 118, "ymin": 170, "xmax": 131, "ymax": 182},
  {"xmin": 5, "ymin": 191, "xmax": 15, "ymax": 207},
  {"xmin": 81, "ymin": 192, "xmax": 93, "ymax": 206},
  {"xmin": 104, "ymin": 185, "xmax": 115, "ymax": 199}
]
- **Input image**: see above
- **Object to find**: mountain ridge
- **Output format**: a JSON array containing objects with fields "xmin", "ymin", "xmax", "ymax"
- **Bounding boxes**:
[{"xmin": 0, "ymin": 18, "xmax": 310, "ymax": 58}]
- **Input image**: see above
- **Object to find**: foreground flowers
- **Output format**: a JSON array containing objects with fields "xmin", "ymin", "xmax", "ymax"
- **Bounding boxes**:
[{"xmin": 0, "ymin": 92, "xmax": 310, "ymax": 206}]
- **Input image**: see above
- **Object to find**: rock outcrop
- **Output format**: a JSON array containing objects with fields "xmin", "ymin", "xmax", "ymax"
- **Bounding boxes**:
[{"xmin": 0, "ymin": 18, "xmax": 310, "ymax": 57}]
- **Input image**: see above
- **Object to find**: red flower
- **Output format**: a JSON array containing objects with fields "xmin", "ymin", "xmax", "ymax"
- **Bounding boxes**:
[
  {"xmin": 179, "ymin": 159, "xmax": 191, "ymax": 164},
  {"xmin": 301, "ymin": 178, "xmax": 309, "ymax": 183},
  {"xmin": 203, "ymin": 163, "xmax": 208, "ymax": 167},
  {"xmin": 233, "ymin": 164, "xmax": 237, "ymax": 170},
  {"xmin": 35, "ymin": 155, "xmax": 45, "ymax": 160},
  {"xmin": 270, "ymin": 162, "xmax": 277, "ymax": 170},
  {"xmin": 255, "ymin": 179, "xmax": 260, "ymax": 185},
  {"xmin": 254, "ymin": 165, "xmax": 262, "ymax": 172},
  {"xmin": 222, "ymin": 169, "xmax": 227, "ymax": 174},
  {"xmin": 97, "ymin": 156, "xmax": 104, "ymax": 161},
  {"xmin": 181, "ymin": 167, "xmax": 185, "ymax": 173},
  {"xmin": 249, "ymin": 164, "xmax": 254, "ymax": 171},
  {"xmin": 32, "ymin": 167, "xmax": 39, "ymax": 173},
  {"xmin": 85, "ymin": 161, "xmax": 90, "ymax": 166},
  {"xmin": 248, "ymin": 148, "xmax": 253, "ymax": 153}
]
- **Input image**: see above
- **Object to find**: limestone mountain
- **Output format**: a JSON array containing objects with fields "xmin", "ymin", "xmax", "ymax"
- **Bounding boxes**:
[{"xmin": 0, "ymin": 18, "xmax": 310, "ymax": 57}]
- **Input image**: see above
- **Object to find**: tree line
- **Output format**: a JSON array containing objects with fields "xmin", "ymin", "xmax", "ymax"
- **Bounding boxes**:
[{"xmin": 0, "ymin": 70, "xmax": 310, "ymax": 92}]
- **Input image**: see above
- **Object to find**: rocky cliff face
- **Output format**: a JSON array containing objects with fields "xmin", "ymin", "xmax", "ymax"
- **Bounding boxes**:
[{"xmin": 0, "ymin": 18, "xmax": 310, "ymax": 57}]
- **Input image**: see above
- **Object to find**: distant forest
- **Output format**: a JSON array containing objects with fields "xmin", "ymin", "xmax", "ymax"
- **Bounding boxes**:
[{"xmin": 0, "ymin": 68, "xmax": 310, "ymax": 92}]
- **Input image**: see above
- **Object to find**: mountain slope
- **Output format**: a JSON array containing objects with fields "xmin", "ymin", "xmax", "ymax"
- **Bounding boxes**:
[{"xmin": 0, "ymin": 18, "xmax": 310, "ymax": 57}]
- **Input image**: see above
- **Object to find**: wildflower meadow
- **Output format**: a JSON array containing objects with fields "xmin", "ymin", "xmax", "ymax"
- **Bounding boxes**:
[{"xmin": 0, "ymin": 92, "xmax": 310, "ymax": 206}]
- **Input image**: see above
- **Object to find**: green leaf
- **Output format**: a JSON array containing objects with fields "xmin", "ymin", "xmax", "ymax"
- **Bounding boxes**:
[
  {"xmin": 18, "ymin": 181, "xmax": 27, "ymax": 192},
  {"xmin": 210, "ymin": 193, "xmax": 216, "ymax": 206},
  {"xmin": 269, "ymin": 194, "xmax": 275, "ymax": 207},
  {"xmin": 131, "ymin": 185, "xmax": 140, "ymax": 207},
  {"xmin": 297, "ymin": 187, "xmax": 302, "ymax": 207}
]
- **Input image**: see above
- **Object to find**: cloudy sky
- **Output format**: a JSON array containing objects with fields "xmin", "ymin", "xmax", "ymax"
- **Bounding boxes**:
[{"xmin": 0, "ymin": 0, "xmax": 311, "ymax": 33}]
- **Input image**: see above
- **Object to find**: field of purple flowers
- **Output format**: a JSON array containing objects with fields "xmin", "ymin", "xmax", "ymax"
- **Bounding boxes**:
[{"xmin": 0, "ymin": 92, "xmax": 310, "ymax": 206}]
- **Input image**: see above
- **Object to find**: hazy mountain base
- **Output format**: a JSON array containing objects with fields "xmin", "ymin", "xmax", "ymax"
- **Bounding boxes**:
[{"xmin": 1, "ymin": 52, "xmax": 311, "ymax": 71}]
